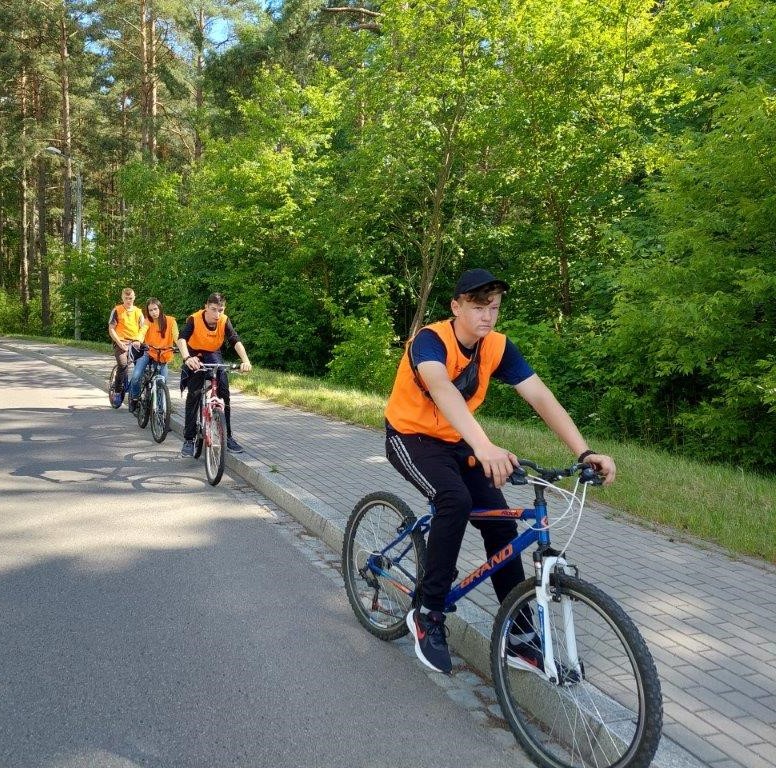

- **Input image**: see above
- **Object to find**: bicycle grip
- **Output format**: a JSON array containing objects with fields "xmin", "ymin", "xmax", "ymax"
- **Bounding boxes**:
[{"xmin": 580, "ymin": 466, "xmax": 603, "ymax": 485}]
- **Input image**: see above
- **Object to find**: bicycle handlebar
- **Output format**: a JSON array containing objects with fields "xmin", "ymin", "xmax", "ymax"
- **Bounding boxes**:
[
  {"xmin": 509, "ymin": 460, "xmax": 603, "ymax": 486},
  {"xmin": 192, "ymin": 362, "xmax": 242, "ymax": 379},
  {"xmin": 140, "ymin": 344, "xmax": 177, "ymax": 353},
  {"xmin": 134, "ymin": 344, "xmax": 178, "ymax": 361}
]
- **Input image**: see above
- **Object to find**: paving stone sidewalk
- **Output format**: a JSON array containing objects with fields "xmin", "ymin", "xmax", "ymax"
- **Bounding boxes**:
[{"xmin": 5, "ymin": 339, "xmax": 776, "ymax": 768}]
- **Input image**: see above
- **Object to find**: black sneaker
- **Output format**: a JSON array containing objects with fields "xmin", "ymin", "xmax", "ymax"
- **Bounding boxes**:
[
  {"xmin": 406, "ymin": 609, "xmax": 452, "ymax": 674},
  {"xmin": 226, "ymin": 436, "xmax": 244, "ymax": 453},
  {"xmin": 181, "ymin": 439, "xmax": 195, "ymax": 458},
  {"xmin": 128, "ymin": 397, "xmax": 137, "ymax": 413}
]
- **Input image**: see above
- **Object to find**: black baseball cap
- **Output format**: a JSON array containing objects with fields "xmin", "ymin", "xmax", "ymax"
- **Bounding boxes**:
[{"xmin": 454, "ymin": 268, "xmax": 509, "ymax": 297}]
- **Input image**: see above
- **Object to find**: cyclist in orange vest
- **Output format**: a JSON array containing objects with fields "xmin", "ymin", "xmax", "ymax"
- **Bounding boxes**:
[
  {"xmin": 385, "ymin": 268, "xmax": 616, "ymax": 674},
  {"xmin": 108, "ymin": 287, "xmax": 146, "ymax": 387},
  {"xmin": 127, "ymin": 298, "xmax": 179, "ymax": 412},
  {"xmin": 176, "ymin": 292, "xmax": 252, "ymax": 456}
]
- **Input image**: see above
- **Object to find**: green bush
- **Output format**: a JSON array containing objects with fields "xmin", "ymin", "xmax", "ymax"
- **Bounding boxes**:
[
  {"xmin": 228, "ymin": 274, "xmax": 333, "ymax": 376},
  {"xmin": 0, "ymin": 292, "xmax": 45, "ymax": 335},
  {"xmin": 482, "ymin": 316, "xmax": 609, "ymax": 432},
  {"xmin": 0, "ymin": 291, "xmax": 24, "ymax": 333},
  {"xmin": 327, "ymin": 289, "xmax": 401, "ymax": 396}
]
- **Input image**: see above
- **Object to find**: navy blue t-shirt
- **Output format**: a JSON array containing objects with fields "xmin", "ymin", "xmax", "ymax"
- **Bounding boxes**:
[{"xmin": 410, "ymin": 326, "xmax": 534, "ymax": 386}]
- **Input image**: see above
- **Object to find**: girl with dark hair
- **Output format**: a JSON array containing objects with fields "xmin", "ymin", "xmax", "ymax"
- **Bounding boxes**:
[{"xmin": 128, "ymin": 298, "xmax": 179, "ymax": 411}]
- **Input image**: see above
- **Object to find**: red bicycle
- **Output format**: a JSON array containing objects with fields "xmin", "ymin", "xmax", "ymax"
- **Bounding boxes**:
[{"xmin": 193, "ymin": 363, "xmax": 238, "ymax": 486}]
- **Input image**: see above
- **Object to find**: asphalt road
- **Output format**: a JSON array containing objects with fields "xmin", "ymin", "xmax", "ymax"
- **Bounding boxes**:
[{"xmin": 0, "ymin": 347, "xmax": 527, "ymax": 768}]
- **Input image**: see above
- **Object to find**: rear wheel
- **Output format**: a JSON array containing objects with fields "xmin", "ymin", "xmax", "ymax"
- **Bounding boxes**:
[
  {"xmin": 150, "ymin": 380, "xmax": 171, "ymax": 443},
  {"xmin": 342, "ymin": 492, "xmax": 425, "ymax": 641},
  {"xmin": 491, "ymin": 575, "xmax": 662, "ymax": 768},
  {"xmin": 108, "ymin": 365, "xmax": 125, "ymax": 408},
  {"xmin": 204, "ymin": 408, "xmax": 226, "ymax": 486}
]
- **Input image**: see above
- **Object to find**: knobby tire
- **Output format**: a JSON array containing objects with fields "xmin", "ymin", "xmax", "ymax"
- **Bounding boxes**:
[
  {"xmin": 108, "ymin": 365, "xmax": 125, "ymax": 409},
  {"xmin": 204, "ymin": 407, "xmax": 226, "ymax": 486},
  {"xmin": 136, "ymin": 379, "xmax": 151, "ymax": 428},
  {"xmin": 491, "ymin": 575, "xmax": 662, "ymax": 768},
  {"xmin": 150, "ymin": 380, "xmax": 171, "ymax": 443},
  {"xmin": 342, "ymin": 492, "xmax": 426, "ymax": 641}
]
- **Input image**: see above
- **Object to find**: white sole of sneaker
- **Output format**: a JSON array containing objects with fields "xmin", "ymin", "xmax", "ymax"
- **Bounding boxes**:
[
  {"xmin": 405, "ymin": 610, "xmax": 450, "ymax": 674},
  {"xmin": 506, "ymin": 654, "xmax": 546, "ymax": 676}
]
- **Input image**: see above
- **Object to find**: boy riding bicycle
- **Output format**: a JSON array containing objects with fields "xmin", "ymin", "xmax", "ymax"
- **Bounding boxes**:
[
  {"xmin": 176, "ymin": 293, "xmax": 252, "ymax": 457},
  {"xmin": 384, "ymin": 268, "xmax": 616, "ymax": 674},
  {"xmin": 108, "ymin": 287, "xmax": 146, "ymax": 393}
]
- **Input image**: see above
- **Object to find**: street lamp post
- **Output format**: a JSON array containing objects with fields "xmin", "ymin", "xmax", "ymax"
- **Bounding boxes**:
[{"xmin": 46, "ymin": 146, "xmax": 82, "ymax": 340}]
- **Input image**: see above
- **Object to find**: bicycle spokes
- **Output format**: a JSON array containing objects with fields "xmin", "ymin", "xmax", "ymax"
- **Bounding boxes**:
[
  {"xmin": 492, "ymin": 575, "xmax": 662, "ymax": 768},
  {"xmin": 342, "ymin": 493, "xmax": 426, "ymax": 641}
]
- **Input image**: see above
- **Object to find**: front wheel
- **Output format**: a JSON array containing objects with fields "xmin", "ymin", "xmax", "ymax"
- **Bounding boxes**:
[
  {"xmin": 342, "ymin": 492, "xmax": 426, "ymax": 641},
  {"xmin": 204, "ymin": 407, "xmax": 226, "ymax": 486},
  {"xmin": 136, "ymin": 385, "xmax": 151, "ymax": 428},
  {"xmin": 491, "ymin": 575, "xmax": 662, "ymax": 768},
  {"xmin": 150, "ymin": 380, "xmax": 171, "ymax": 443},
  {"xmin": 108, "ymin": 365, "xmax": 125, "ymax": 409}
]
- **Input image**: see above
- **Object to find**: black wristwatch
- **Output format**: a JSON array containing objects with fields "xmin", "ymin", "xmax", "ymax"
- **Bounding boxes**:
[{"xmin": 577, "ymin": 449, "xmax": 596, "ymax": 463}]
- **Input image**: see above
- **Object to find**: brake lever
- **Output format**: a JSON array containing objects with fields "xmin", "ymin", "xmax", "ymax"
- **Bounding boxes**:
[
  {"xmin": 509, "ymin": 467, "xmax": 528, "ymax": 485},
  {"xmin": 580, "ymin": 466, "xmax": 603, "ymax": 485}
]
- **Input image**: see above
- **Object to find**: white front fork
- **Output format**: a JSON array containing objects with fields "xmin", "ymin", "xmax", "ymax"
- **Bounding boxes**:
[{"xmin": 534, "ymin": 555, "xmax": 581, "ymax": 684}]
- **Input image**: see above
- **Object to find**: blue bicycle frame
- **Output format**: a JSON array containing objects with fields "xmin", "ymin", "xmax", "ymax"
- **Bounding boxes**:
[
  {"xmin": 367, "ymin": 492, "xmax": 551, "ymax": 613},
  {"xmin": 365, "ymin": 460, "xmax": 599, "ymax": 612}
]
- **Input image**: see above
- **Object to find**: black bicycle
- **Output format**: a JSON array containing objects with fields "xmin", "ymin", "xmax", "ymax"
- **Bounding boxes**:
[
  {"xmin": 135, "ymin": 345, "xmax": 176, "ymax": 443},
  {"xmin": 108, "ymin": 342, "xmax": 141, "ymax": 409}
]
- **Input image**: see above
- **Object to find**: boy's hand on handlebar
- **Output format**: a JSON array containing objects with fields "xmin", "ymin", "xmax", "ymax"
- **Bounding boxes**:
[
  {"xmin": 582, "ymin": 453, "xmax": 616, "ymax": 486},
  {"xmin": 474, "ymin": 444, "xmax": 519, "ymax": 488},
  {"xmin": 239, "ymin": 360, "xmax": 252, "ymax": 373},
  {"xmin": 185, "ymin": 356, "xmax": 202, "ymax": 371}
]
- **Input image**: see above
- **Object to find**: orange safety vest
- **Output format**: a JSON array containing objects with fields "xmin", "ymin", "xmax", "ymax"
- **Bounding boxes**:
[
  {"xmin": 384, "ymin": 319, "xmax": 507, "ymax": 443},
  {"xmin": 187, "ymin": 310, "xmax": 227, "ymax": 353},
  {"xmin": 144, "ymin": 316, "xmax": 179, "ymax": 363},
  {"xmin": 112, "ymin": 304, "xmax": 145, "ymax": 341}
]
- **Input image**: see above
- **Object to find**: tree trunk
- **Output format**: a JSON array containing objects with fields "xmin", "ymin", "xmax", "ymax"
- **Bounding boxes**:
[
  {"xmin": 148, "ymin": 3, "xmax": 157, "ymax": 162},
  {"xmin": 20, "ymin": 170, "xmax": 30, "ymax": 327},
  {"xmin": 140, "ymin": 0, "xmax": 150, "ymax": 157},
  {"xmin": 19, "ymin": 67, "xmax": 30, "ymax": 327},
  {"xmin": 59, "ymin": 9, "xmax": 74, "ymax": 248},
  {"xmin": 194, "ymin": 6, "xmax": 204, "ymax": 162},
  {"xmin": 407, "ymin": 103, "xmax": 463, "ymax": 338},
  {"xmin": 35, "ymin": 85, "xmax": 51, "ymax": 333},
  {"xmin": 57, "ymin": 7, "xmax": 76, "ymax": 338},
  {"xmin": 0, "ymin": 207, "xmax": 6, "ymax": 290},
  {"xmin": 36, "ymin": 157, "xmax": 51, "ymax": 333},
  {"xmin": 140, "ymin": 0, "xmax": 158, "ymax": 162}
]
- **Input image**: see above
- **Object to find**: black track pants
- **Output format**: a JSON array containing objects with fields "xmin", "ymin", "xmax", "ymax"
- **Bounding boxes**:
[
  {"xmin": 386, "ymin": 432, "xmax": 526, "ymax": 613},
  {"xmin": 183, "ymin": 369, "xmax": 233, "ymax": 440}
]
